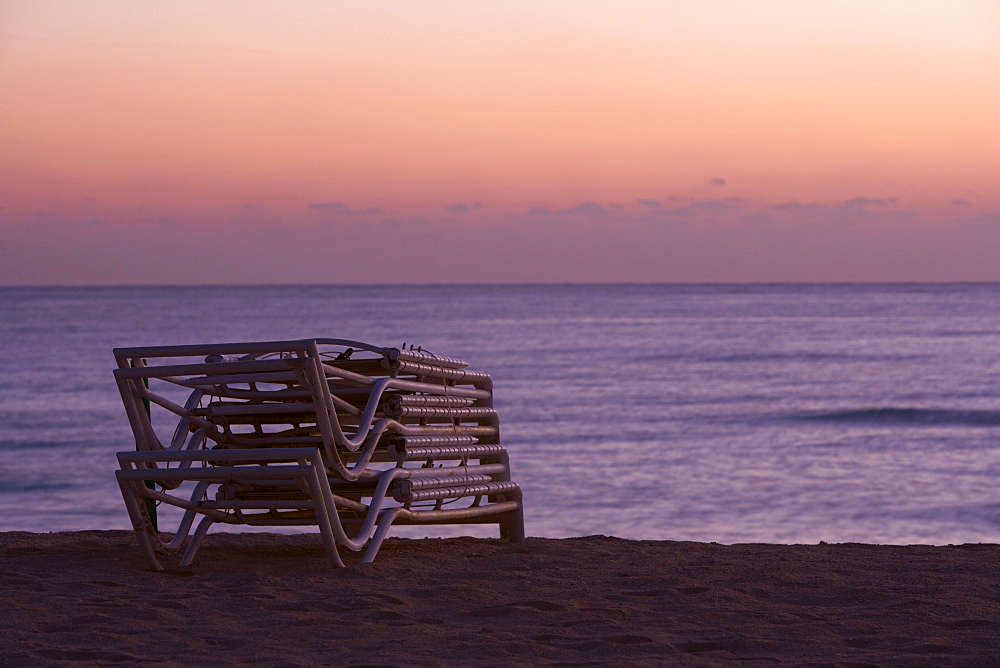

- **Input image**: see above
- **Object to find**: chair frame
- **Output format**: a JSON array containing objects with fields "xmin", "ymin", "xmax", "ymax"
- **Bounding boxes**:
[{"xmin": 113, "ymin": 339, "xmax": 524, "ymax": 570}]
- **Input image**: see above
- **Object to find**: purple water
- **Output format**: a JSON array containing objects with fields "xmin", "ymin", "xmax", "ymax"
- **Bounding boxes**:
[{"xmin": 2, "ymin": 283, "xmax": 999, "ymax": 544}]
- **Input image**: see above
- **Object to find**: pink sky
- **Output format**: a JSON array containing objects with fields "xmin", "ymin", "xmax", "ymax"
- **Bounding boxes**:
[{"xmin": 2, "ymin": 0, "xmax": 999, "ymax": 284}]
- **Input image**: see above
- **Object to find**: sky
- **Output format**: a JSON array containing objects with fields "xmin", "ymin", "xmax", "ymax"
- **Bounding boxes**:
[{"xmin": 2, "ymin": 0, "xmax": 999, "ymax": 284}]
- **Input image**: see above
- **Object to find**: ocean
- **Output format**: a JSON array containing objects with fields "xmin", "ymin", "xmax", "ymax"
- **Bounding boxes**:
[{"xmin": 1, "ymin": 283, "xmax": 999, "ymax": 545}]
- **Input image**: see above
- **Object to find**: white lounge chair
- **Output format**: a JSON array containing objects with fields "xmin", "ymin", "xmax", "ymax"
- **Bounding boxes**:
[{"xmin": 113, "ymin": 339, "xmax": 524, "ymax": 570}]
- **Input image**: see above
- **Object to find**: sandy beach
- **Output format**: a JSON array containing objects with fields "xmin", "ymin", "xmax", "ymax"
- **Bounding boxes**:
[{"xmin": 2, "ymin": 531, "xmax": 999, "ymax": 665}]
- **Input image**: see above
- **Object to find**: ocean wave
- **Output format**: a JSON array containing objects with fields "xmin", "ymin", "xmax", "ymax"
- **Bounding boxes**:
[
  {"xmin": 0, "ymin": 479, "xmax": 76, "ymax": 494},
  {"xmin": 714, "ymin": 352, "xmax": 924, "ymax": 364},
  {"xmin": 640, "ymin": 351, "xmax": 925, "ymax": 364},
  {"xmin": 793, "ymin": 408, "xmax": 1000, "ymax": 427}
]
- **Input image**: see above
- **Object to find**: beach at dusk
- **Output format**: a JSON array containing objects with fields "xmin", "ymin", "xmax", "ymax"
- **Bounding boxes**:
[
  {"xmin": 3, "ymin": 1, "xmax": 1000, "ymax": 665},
  {"xmin": 4, "ymin": 531, "xmax": 1000, "ymax": 664}
]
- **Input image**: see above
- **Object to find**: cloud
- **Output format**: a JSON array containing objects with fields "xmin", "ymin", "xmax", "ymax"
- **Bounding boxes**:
[
  {"xmin": 710, "ymin": 178, "xmax": 726, "ymax": 186},
  {"xmin": 949, "ymin": 198, "xmax": 971, "ymax": 207},
  {"xmin": 560, "ymin": 201, "xmax": 606, "ymax": 216},
  {"xmin": 689, "ymin": 197, "xmax": 745, "ymax": 211},
  {"xmin": 956, "ymin": 213, "xmax": 1000, "ymax": 225},
  {"xmin": 26, "ymin": 211, "xmax": 105, "ymax": 229},
  {"xmin": 774, "ymin": 197, "xmax": 898, "ymax": 214},
  {"xmin": 844, "ymin": 197, "xmax": 892, "ymax": 208},
  {"xmin": 307, "ymin": 202, "xmax": 384, "ymax": 215},
  {"xmin": 756, "ymin": 198, "xmax": 916, "ymax": 224},
  {"xmin": 770, "ymin": 200, "xmax": 819, "ymax": 213},
  {"xmin": 636, "ymin": 199, "xmax": 662, "ymax": 208},
  {"xmin": 653, "ymin": 197, "xmax": 748, "ymax": 219},
  {"xmin": 521, "ymin": 201, "xmax": 612, "ymax": 223},
  {"xmin": 446, "ymin": 202, "xmax": 481, "ymax": 213}
]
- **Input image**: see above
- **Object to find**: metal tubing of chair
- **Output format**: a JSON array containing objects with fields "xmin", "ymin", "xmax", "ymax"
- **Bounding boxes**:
[
  {"xmin": 165, "ymin": 428, "xmax": 208, "ymax": 462},
  {"xmin": 202, "ymin": 386, "xmax": 312, "ymax": 400},
  {"xmin": 310, "ymin": 355, "xmax": 444, "ymax": 479},
  {"xmin": 304, "ymin": 346, "xmax": 351, "ymax": 451},
  {"xmin": 395, "ymin": 481, "xmax": 520, "ymax": 503},
  {"xmin": 162, "ymin": 481, "xmax": 213, "ymax": 552},
  {"xmin": 217, "ymin": 435, "xmax": 324, "ymax": 447},
  {"xmin": 389, "ymin": 500, "xmax": 521, "ymax": 523},
  {"xmin": 321, "ymin": 371, "xmax": 492, "ymax": 401},
  {"xmin": 379, "ymin": 378, "xmax": 491, "ymax": 399},
  {"xmin": 392, "ymin": 424, "xmax": 497, "ymax": 437},
  {"xmin": 501, "ymin": 492, "xmax": 526, "ymax": 542},
  {"xmin": 135, "ymin": 385, "xmax": 216, "ymax": 432},
  {"xmin": 113, "ymin": 343, "xmax": 274, "ymax": 358},
  {"xmin": 327, "ymin": 393, "xmax": 363, "ymax": 417},
  {"xmin": 119, "ymin": 482, "xmax": 232, "ymax": 522},
  {"xmin": 178, "ymin": 515, "xmax": 215, "ymax": 568},
  {"xmin": 115, "ymin": 340, "xmax": 315, "ymax": 359},
  {"xmin": 388, "ymin": 443, "xmax": 507, "ymax": 460},
  {"xmin": 116, "ymin": 465, "xmax": 316, "ymax": 482},
  {"xmin": 360, "ymin": 508, "xmax": 405, "ymax": 563},
  {"xmin": 177, "ymin": 371, "xmax": 302, "ymax": 387},
  {"xmin": 385, "ymin": 348, "xmax": 470, "ymax": 369},
  {"xmin": 387, "ymin": 360, "xmax": 492, "ymax": 384},
  {"xmin": 388, "ymin": 435, "xmax": 479, "ymax": 447},
  {"xmin": 115, "ymin": 475, "xmax": 164, "ymax": 571},
  {"xmin": 386, "ymin": 395, "xmax": 476, "ymax": 409},
  {"xmin": 322, "ymin": 375, "xmax": 396, "ymax": 452},
  {"xmin": 114, "ymin": 358, "xmax": 298, "ymax": 380},
  {"xmin": 393, "ymin": 475, "xmax": 498, "ymax": 502},
  {"xmin": 197, "ymin": 400, "xmax": 358, "ymax": 419},
  {"xmin": 301, "ymin": 349, "xmax": 390, "ymax": 479},
  {"xmin": 395, "ymin": 474, "xmax": 496, "ymax": 491},
  {"xmin": 301, "ymin": 459, "xmax": 345, "ymax": 567},
  {"xmin": 197, "ymin": 499, "xmax": 312, "ymax": 511},
  {"xmin": 115, "ymin": 372, "xmax": 155, "ymax": 452},
  {"xmin": 398, "ymin": 463, "xmax": 508, "ymax": 478},
  {"xmin": 310, "ymin": 447, "xmax": 401, "ymax": 561},
  {"xmin": 276, "ymin": 447, "xmax": 354, "ymax": 558},
  {"xmin": 194, "ymin": 402, "xmax": 321, "ymax": 416},
  {"xmin": 118, "ymin": 447, "xmax": 324, "ymax": 464},
  {"xmin": 310, "ymin": 338, "xmax": 391, "ymax": 356},
  {"xmin": 128, "ymin": 376, "xmax": 168, "ymax": 451},
  {"xmin": 327, "ymin": 430, "xmax": 387, "ymax": 481},
  {"xmin": 383, "ymin": 406, "xmax": 498, "ymax": 420},
  {"xmin": 320, "ymin": 467, "xmax": 412, "ymax": 553},
  {"xmin": 350, "ymin": 424, "xmax": 495, "ymax": 469},
  {"xmin": 168, "ymin": 391, "xmax": 206, "ymax": 450}
]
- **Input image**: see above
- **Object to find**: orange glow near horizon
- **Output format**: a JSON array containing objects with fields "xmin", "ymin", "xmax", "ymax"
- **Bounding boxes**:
[{"xmin": 2, "ymin": 1, "xmax": 999, "ymax": 283}]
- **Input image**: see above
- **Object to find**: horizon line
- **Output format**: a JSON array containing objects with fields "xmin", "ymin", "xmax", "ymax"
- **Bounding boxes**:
[{"xmin": 3, "ymin": 280, "xmax": 1000, "ymax": 289}]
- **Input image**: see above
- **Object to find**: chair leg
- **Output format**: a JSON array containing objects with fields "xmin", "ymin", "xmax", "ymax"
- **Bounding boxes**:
[
  {"xmin": 500, "ymin": 488, "xmax": 525, "ymax": 542},
  {"xmin": 179, "ymin": 515, "xmax": 214, "ymax": 568},
  {"xmin": 304, "ymin": 466, "xmax": 345, "ymax": 567},
  {"xmin": 361, "ymin": 508, "xmax": 403, "ymax": 563},
  {"xmin": 500, "ymin": 506, "xmax": 526, "ymax": 542},
  {"xmin": 163, "ymin": 481, "xmax": 212, "ymax": 553},
  {"xmin": 117, "ymin": 474, "xmax": 164, "ymax": 571}
]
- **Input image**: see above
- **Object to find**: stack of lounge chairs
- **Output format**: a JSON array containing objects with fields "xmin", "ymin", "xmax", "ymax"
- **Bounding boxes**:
[{"xmin": 113, "ymin": 339, "xmax": 524, "ymax": 570}]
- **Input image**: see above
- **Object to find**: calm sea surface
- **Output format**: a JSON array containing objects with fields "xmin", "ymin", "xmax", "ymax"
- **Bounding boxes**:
[{"xmin": 2, "ymin": 283, "xmax": 999, "ymax": 544}]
